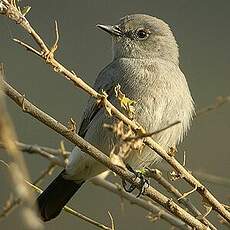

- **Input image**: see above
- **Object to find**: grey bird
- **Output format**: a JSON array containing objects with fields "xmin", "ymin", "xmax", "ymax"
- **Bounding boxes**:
[{"xmin": 37, "ymin": 14, "xmax": 195, "ymax": 221}]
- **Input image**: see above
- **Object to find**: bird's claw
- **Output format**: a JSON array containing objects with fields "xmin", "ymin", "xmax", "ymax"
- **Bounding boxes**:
[
  {"xmin": 136, "ymin": 172, "xmax": 149, "ymax": 197},
  {"xmin": 122, "ymin": 180, "xmax": 136, "ymax": 193},
  {"xmin": 122, "ymin": 165, "xmax": 149, "ymax": 197}
]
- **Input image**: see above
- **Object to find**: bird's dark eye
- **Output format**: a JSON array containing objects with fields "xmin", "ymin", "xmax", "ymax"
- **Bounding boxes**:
[{"xmin": 136, "ymin": 29, "xmax": 149, "ymax": 40}]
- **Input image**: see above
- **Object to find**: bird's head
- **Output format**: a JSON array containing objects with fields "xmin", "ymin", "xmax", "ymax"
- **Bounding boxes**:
[{"xmin": 97, "ymin": 14, "xmax": 179, "ymax": 64}]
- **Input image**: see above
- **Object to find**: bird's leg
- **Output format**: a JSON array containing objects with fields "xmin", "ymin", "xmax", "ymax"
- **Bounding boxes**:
[
  {"xmin": 122, "ymin": 164, "xmax": 137, "ymax": 192},
  {"xmin": 122, "ymin": 180, "xmax": 136, "ymax": 193},
  {"xmin": 135, "ymin": 171, "xmax": 150, "ymax": 197},
  {"xmin": 122, "ymin": 164, "xmax": 149, "ymax": 197}
]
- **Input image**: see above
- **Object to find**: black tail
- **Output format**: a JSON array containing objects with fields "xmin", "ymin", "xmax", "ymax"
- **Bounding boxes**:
[{"xmin": 36, "ymin": 170, "xmax": 84, "ymax": 221}]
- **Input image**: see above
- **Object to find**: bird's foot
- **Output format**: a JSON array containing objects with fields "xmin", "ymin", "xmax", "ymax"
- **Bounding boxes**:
[{"xmin": 122, "ymin": 164, "xmax": 149, "ymax": 197}]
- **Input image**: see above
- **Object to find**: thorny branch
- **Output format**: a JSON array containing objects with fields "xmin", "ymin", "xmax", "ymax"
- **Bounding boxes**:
[
  {"xmin": 1, "ymin": 75, "xmax": 209, "ymax": 229},
  {"xmin": 0, "ymin": 141, "xmax": 191, "ymax": 229},
  {"xmin": 0, "ymin": 0, "xmax": 229, "ymax": 228},
  {"xmin": 145, "ymin": 168, "xmax": 216, "ymax": 230},
  {"xmin": 92, "ymin": 177, "xmax": 189, "ymax": 229},
  {"xmin": 3, "ymin": 140, "xmax": 229, "ymax": 229}
]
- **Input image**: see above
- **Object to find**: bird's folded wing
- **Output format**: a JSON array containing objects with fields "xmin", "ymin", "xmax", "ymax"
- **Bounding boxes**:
[{"xmin": 78, "ymin": 64, "xmax": 118, "ymax": 138}]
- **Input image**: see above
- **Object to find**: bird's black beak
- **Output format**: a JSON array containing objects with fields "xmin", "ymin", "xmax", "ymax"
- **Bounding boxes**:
[{"xmin": 96, "ymin": 24, "xmax": 122, "ymax": 36}]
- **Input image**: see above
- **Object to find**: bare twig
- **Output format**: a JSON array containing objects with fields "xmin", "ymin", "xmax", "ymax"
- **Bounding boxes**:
[
  {"xmin": 13, "ymin": 38, "xmax": 41, "ymax": 56},
  {"xmin": 124, "ymin": 121, "xmax": 181, "ymax": 141},
  {"xmin": 63, "ymin": 206, "xmax": 112, "ymax": 230},
  {"xmin": 32, "ymin": 164, "xmax": 56, "ymax": 185},
  {"xmin": 25, "ymin": 180, "xmax": 113, "ymax": 230},
  {"xmin": 107, "ymin": 212, "xmax": 115, "ymax": 230},
  {"xmin": 17, "ymin": 141, "xmax": 69, "ymax": 156},
  {"xmin": 201, "ymin": 206, "xmax": 213, "ymax": 219},
  {"xmin": 0, "ymin": 141, "xmax": 68, "ymax": 169},
  {"xmin": 0, "ymin": 161, "xmax": 55, "ymax": 220},
  {"xmin": 223, "ymin": 205, "xmax": 230, "ymax": 213},
  {"xmin": 178, "ymin": 185, "xmax": 198, "ymax": 201},
  {"xmin": 193, "ymin": 170, "xmax": 230, "ymax": 188},
  {"xmin": 196, "ymin": 96, "xmax": 230, "ymax": 117},
  {"xmin": 92, "ymin": 177, "xmax": 190, "ymax": 229},
  {"xmin": 145, "ymin": 168, "xmax": 216, "ymax": 230}
]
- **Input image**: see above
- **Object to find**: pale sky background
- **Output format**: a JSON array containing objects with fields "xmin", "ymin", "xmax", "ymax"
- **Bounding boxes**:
[{"xmin": 0, "ymin": 0, "xmax": 229, "ymax": 229}]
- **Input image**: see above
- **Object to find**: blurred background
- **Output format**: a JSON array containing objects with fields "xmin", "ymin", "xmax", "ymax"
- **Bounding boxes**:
[{"xmin": 0, "ymin": 0, "xmax": 229, "ymax": 229}]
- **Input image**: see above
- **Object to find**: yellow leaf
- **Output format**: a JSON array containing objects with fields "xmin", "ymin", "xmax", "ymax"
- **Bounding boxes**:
[{"xmin": 114, "ymin": 84, "xmax": 136, "ymax": 118}]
